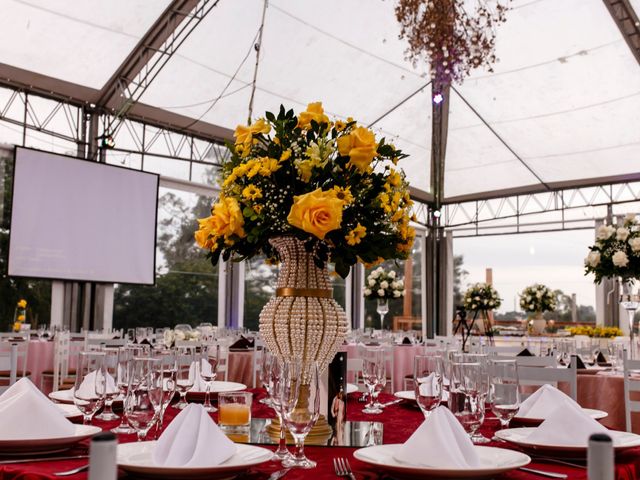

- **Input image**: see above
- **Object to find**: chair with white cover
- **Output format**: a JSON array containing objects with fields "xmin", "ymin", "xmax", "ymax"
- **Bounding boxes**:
[
  {"xmin": 623, "ymin": 354, "xmax": 640, "ymax": 432},
  {"xmin": 485, "ymin": 345, "xmax": 525, "ymax": 356},
  {"xmin": 217, "ymin": 344, "xmax": 229, "ymax": 382},
  {"xmin": 40, "ymin": 331, "xmax": 72, "ymax": 392},
  {"xmin": 0, "ymin": 339, "xmax": 30, "ymax": 381},
  {"xmin": 347, "ymin": 358, "xmax": 365, "ymax": 392},
  {"xmin": 517, "ymin": 355, "xmax": 578, "ymax": 400},
  {"xmin": 86, "ymin": 338, "xmax": 127, "ymax": 349},
  {"xmin": 0, "ymin": 343, "xmax": 18, "ymax": 394}
]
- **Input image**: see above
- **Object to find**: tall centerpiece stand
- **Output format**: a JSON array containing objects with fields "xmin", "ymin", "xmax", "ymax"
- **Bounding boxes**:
[
  {"xmin": 461, "ymin": 283, "xmax": 501, "ymax": 352},
  {"xmin": 585, "ymin": 213, "xmax": 640, "ymax": 358}
]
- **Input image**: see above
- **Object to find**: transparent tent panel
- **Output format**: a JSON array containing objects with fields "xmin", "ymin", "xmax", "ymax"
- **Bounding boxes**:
[{"xmin": 0, "ymin": 0, "xmax": 171, "ymax": 89}]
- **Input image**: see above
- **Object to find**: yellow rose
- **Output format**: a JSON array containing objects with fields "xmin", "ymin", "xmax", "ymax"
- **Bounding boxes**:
[
  {"xmin": 13, "ymin": 322, "xmax": 21, "ymax": 332},
  {"xmin": 17, "ymin": 299, "xmax": 27, "ymax": 308},
  {"xmin": 194, "ymin": 216, "xmax": 218, "ymax": 250},
  {"xmin": 287, "ymin": 188, "xmax": 344, "ymax": 240},
  {"xmin": 17, "ymin": 314, "xmax": 25, "ymax": 322},
  {"xmin": 337, "ymin": 126, "xmax": 378, "ymax": 172},
  {"xmin": 233, "ymin": 118, "xmax": 271, "ymax": 147},
  {"xmin": 297, "ymin": 102, "xmax": 329, "ymax": 129},
  {"xmin": 209, "ymin": 195, "xmax": 246, "ymax": 239}
]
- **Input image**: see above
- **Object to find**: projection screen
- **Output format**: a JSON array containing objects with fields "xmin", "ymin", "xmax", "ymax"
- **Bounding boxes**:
[{"xmin": 8, "ymin": 147, "xmax": 159, "ymax": 285}]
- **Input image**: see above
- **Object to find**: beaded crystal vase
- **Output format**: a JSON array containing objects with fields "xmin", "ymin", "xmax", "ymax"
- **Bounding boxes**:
[{"xmin": 259, "ymin": 235, "xmax": 348, "ymax": 373}]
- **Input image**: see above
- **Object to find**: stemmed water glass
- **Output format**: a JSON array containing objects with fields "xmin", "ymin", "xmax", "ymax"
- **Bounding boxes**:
[
  {"xmin": 450, "ymin": 361, "xmax": 489, "ymax": 444},
  {"xmin": 175, "ymin": 346, "xmax": 195, "ymax": 409},
  {"xmin": 125, "ymin": 357, "xmax": 162, "ymax": 441},
  {"xmin": 281, "ymin": 361, "xmax": 320, "ymax": 469},
  {"xmin": 361, "ymin": 347, "xmax": 385, "ymax": 414},
  {"xmin": 111, "ymin": 347, "xmax": 135, "ymax": 434},
  {"xmin": 414, "ymin": 355, "xmax": 443, "ymax": 418},
  {"xmin": 95, "ymin": 348, "xmax": 120, "ymax": 421},
  {"xmin": 73, "ymin": 351, "xmax": 106, "ymax": 425},
  {"xmin": 37, "ymin": 324, "xmax": 47, "ymax": 341},
  {"xmin": 488, "ymin": 359, "xmax": 520, "ymax": 428},
  {"xmin": 151, "ymin": 349, "xmax": 177, "ymax": 435},
  {"xmin": 268, "ymin": 357, "xmax": 296, "ymax": 461},
  {"xmin": 259, "ymin": 349, "xmax": 275, "ymax": 406},
  {"xmin": 200, "ymin": 344, "xmax": 219, "ymax": 412}
]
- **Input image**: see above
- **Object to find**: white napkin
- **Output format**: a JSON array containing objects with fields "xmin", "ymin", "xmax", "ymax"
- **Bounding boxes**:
[
  {"xmin": 394, "ymin": 406, "xmax": 480, "ymax": 468},
  {"xmin": 188, "ymin": 360, "xmax": 213, "ymax": 392},
  {"xmin": 153, "ymin": 403, "xmax": 237, "ymax": 467},
  {"xmin": 0, "ymin": 378, "xmax": 75, "ymax": 439},
  {"xmin": 526, "ymin": 401, "xmax": 608, "ymax": 445},
  {"xmin": 75, "ymin": 370, "xmax": 117, "ymax": 399},
  {"xmin": 517, "ymin": 384, "xmax": 581, "ymax": 419},
  {"xmin": 417, "ymin": 372, "xmax": 440, "ymax": 397}
]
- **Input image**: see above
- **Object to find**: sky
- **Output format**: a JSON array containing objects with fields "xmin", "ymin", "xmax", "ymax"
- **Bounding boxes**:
[{"xmin": 453, "ymin": 229, "xmax": 597, "ymax": 313}]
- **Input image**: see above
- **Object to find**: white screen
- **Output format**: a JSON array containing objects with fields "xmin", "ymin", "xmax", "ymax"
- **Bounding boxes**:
[{"xmin": 8, "ymin": 148, "xmax": 158, "ymax": 284}]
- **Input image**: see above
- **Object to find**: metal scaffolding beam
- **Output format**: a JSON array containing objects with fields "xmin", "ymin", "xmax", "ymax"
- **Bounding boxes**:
[{"xmin": 602, "ymin": 0, "xmax": 640, "ymax": 65}]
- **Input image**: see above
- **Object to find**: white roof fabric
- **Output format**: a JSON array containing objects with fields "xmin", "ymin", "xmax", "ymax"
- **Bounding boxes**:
[{"xmin": 1, "ymin": 0, "xmax": 639, "ymax": 201}]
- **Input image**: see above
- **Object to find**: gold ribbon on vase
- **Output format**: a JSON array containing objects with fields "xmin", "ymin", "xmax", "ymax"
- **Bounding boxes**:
[{"xmin": 276, "ymin": 287, "xmax": 333, "ymax": 299}]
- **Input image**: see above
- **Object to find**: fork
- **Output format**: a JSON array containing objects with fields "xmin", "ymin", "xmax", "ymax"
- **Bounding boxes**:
[
  {"xmin": 53, "ymin": 464, "xmax": 89, "ymax": 476},
  {"xmin": 333, "ymin": 457, "xmax": 356, "ymax": 480}
]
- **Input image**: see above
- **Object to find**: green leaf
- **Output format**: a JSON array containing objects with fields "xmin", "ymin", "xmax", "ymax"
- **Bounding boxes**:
[{"xmin": 265, "ymin": 111, "xmax": 275, "ymax": 122}]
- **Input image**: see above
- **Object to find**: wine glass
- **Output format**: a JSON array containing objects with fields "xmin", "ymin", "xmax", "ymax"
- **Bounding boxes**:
[
  {"xmin": 268, "ymin": 357, "xmax": 295, "ymax": 461},
  {"xmin": 200, "ymin": 344, "xmax": 219, "ymax": 412},
  {"xmin": 135, "ymin": 327, "xmax": 147, "ymax": 344},
  {"xmin": 37, "ymin": 324, "xmax": 47, "ymax": 341},
  {"xmin": 451, "ymin": 362, "xmax": 488, "ymax": 444},
  {"xmin": 73, "ymin": 351, "xmax": 106, "ymax": 425},
  {"xmin": 174, "ymin": 346, "xmax": 196, "ymax": 409},
  {"xmin": 95, "ymin": 348, "xmax": 120, "ymax": 421},
  {"xmin": 151, "ymin": 349, "xmax": 177, "ymax": 435},
  {"xmin": 281, "ymin": 362, "xmax": 319, "ymax": 469},
  {"xmin": 259, "ymin": 349, "xmax": 275, "ymax": 406},
  {"xmin": 414, "ymin": 355, "xmax": 443, "ymax": 418},
  {"xmin": 111, "ymin": 347, "xmax": 136, "ymax": 434},
  {"xmin": 488, "ymin": 359, "xmax": 520, "ymax": 428},
  {"xmin": 361, "ymin": 347, "xmax": 385, "ymax": 414},
  {"xmin": 125, "ymin": 357, "xmax": 161, "ymax": 441}
]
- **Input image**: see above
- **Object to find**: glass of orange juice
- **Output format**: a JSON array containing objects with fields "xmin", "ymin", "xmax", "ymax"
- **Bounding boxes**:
[{"xmin": 218, "ymin": 392, "xmax": 252, "ymax": 433}]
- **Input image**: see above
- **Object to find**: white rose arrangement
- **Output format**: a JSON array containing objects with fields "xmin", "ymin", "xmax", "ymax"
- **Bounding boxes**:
[
  {"xmin": 463, "ymin": 282, "xmax": 502, "ymax": 312},
  {"xmin": 163, "ymin": 328, "xmax": 201, "ymax": 348},
  {"xmin": 585, "ymin": 213, "xmax": 640, "ymax": 283},
  {"xmin": 519, "ymin": 283, "xmax": 556, "ymax": 313},
  {"xmin": 364, "ymin": 267, "xmax": 405, "ymax": 300}
]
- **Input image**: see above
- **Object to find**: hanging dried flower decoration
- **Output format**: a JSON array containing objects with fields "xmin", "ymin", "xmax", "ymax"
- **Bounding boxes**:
[{"xmin": 395, "ymin": 0, "xmax": 510, "ymax": 86}]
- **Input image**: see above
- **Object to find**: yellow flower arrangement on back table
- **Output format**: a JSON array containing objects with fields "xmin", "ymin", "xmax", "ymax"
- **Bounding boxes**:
[{"xmin": 195, "ymin": 102, "xmax": 415, "ymax": 278}]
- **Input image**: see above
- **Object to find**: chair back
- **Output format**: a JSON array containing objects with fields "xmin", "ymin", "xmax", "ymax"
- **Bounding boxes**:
[
  {"xmin": 251, "ymin": 337, "xmax": 266, "ymax": 389},
  {"xmin": 517, "ymin": 356, "xmax": 578, "ymax": 400},
  {"xmin": 485, "ymin": 345, "xmax": 524, "ymax": 356},
  {"xmin": 217, "ymin": 344, "xmax": 229, "ymax": 382},
  {"xmin": 623, "ymin": 354, "xmax": 640, "ymax": 432},
  {"xmin": 0, "ymin": 343, "xmax": 18, "ymax": 393},
  {"xmin": 52, "ymin": 331, "xmax": 71, "ymax": 391},
  {"xmin": 86, "ymin": 338, "xmax": 127, "ymax": 349},
  {"xmin": 346, "ymin": 357, "xmax": 365, "ymax": 392}
]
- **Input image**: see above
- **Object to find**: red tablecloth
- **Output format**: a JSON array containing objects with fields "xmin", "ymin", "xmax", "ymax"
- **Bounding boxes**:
[{"xmin": 2, "ymin": 389, "xmax": 640, "ymax": 479}]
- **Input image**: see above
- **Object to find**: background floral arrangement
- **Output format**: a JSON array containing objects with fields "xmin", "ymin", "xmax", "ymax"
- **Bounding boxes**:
[
  {"xmin": 565, "ymin": 326, "xmax": 623, "ymax": 338},
  {"xmin": 13, "ymin": 298, "xmax": 27, "ymax": 332},
  {"xmin": 585, "ymin": 213, "xmax": 640, "ymax": 282},
  {"xmin": 519, "ymin": 283, "xmax": 556, "ymax": 313},
  {"xmin": 364, "ymin": 267, "xmax": 405, "ymax": 300},
  {"xmin": 163, "ymin": 328, "xmax": 201, "ymax": 348},
  {"xmin": 463, "ymin": 282, "xmax": 501, "ymax": 312},
  {"xmin": 195, "ymin": 102, "xmax": 416, "ymax": 278}
]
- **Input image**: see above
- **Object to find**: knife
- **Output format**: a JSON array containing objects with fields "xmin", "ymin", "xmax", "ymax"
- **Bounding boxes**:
[{"xmin": 0, "ymin": 455, "xmax": 89, "ymax": 465}]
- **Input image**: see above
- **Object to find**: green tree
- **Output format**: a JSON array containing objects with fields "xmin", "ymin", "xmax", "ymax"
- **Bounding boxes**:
[{"xmin": 453, "ymin": 254, "xmax": 468, "ymax": 311}]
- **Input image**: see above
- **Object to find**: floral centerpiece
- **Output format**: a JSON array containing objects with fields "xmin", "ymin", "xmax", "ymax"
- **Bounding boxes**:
[
  {"xmin": 463, "ymin": 282, "xmax": 502, "ymax": 313},
  {"xmin": 585, "ymin": 213, "xmax": 640, "ymax": 355},
  {"xmin": 13, "ymin": 299, "xmax": 27, "ymax": 332},
  {"xmin": 194, "ymin": 101, "xmax": 415, "ymax": 378},
  {"xmin": 163, "ymin": 328, "xmax": 201, "ymax": 348},
  {"xmin": 519, "ymin": 284, "xmax": 556, "ymax": 335},
  {"xmin": 364, "ymin": 267, "xmax": 405, "ymax": 300}
]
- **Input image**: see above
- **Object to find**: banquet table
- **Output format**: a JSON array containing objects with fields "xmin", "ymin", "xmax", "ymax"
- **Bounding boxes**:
[{"xmin": 4, "ymin": 390, "xmax": 640, "ymax": 480}]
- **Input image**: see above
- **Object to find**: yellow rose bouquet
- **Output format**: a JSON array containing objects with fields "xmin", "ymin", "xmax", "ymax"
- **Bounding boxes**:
[
  {"xmin": 13, "ymin": 299, "xmax": 27, "ymax": 332},
  {"xmin": 195, "ymin": 102, "xmax": 415, "ymax": 277}
]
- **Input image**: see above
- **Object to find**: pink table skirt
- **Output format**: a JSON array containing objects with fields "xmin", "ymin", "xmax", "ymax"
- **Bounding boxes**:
[{"xmin": 227, "ymin": 350, "xmax": 255, "ymax": 387}]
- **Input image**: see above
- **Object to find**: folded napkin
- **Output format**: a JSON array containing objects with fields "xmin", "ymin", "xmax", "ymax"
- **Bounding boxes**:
[
  {"xmin": 402, "ymin": 337, "xmax": 412, "ymax": 345},
  {"xmin": 526, "ymin": 400, "xmax": 608, "ymax": 445},
  {"xmin": 394, "ymin": 406, "xmax": 480, "ymax": 468},
  {"xmin": 597, "ymin": 351, "xmax": 609, "ymax": 366},
  {"xmin": 574, "ymin": 355, "xmax": 587, "ymax": 369},
  {"xmin": 188, "ymin": 360, "xmax": 214, "ymax": 392},
  {"xmin": 0, "ymin": 378, "xmax": 75, "ymax": 439},
  {"xmin": 153, "ymin": 403, "xmax": 237, "ymax": 467},
  {"xmin": 229, "ymin": 336, "xmax": 254, "ymax": 350},
  {"xmin": 517, "ymin": 348, "xmax": 534, "ymax": 357},
  {"xmin": 75, "ymin": 370, "xmax": 118, "ymax": 398},
  {"xmin": 416, "ymin": 372, "xmax": 440, "ymax": 397},
  {"xmin": 517, "ymin": 384, "xmax": 580, "ymax": 419}
]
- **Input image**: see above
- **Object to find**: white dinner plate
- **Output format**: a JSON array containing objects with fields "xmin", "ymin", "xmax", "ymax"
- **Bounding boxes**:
[
  {"xmin": 0, "ymin": 425, "xmax": 101, "ymax": 455},
  {"xmin": 394, "ymin": 390, "xmax": 450, "ymax": 403},
  {"xmin": 346, "ymin": 383, "xmax": 358, "ymax": 395},
  {"xmin": 513, "ymin": 408, "xmax": 608, "ymax": 426},
  {"xmin": 48, "ymin": 389, "xmax": 75, "ymax": 404},
  {"xmin": 494, "ymin": 427, "xmax": 640, "ymax": 457},
  {"xmin": 188, "ymin": 381, "xmax": 247, "ymax": 394},
  {"xmin": 354, "ymin": 444, "xmax": 530, "ymax": 479},
  {"xmin": 55, "ymin": 403, "xmax": 83, "ymax": 419},
  {"xmin": 117, "ymin": 441, "xmax": 272, "ymax": 479}
]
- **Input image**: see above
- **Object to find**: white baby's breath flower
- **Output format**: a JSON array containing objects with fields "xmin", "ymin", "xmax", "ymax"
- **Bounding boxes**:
[
  {"xmin": 585, "ymin": 251, "xmax": 601, "ymax": 267},
  {"xmin": 612, "ymin": 250, "xmax": 629, "ymax": 267},
  {"xmin": 616, "ymin": 227, "xmax": 630, "ymax": 242}
]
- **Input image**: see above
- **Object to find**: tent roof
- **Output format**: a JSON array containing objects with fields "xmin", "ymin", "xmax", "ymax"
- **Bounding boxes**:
[{"xmin": 1, "ymin": 0, "xmax": 639, "ymax": 203}]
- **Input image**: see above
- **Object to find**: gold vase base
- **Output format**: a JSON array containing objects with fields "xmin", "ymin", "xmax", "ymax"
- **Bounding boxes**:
[{"xmin": 266, "ymin": 415, "xmax": 332, "ymax": 446}]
